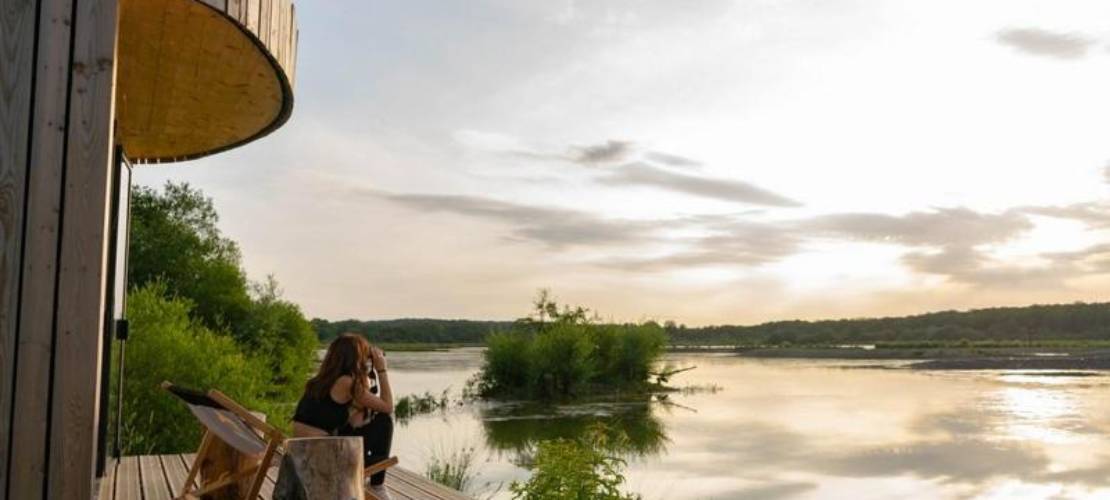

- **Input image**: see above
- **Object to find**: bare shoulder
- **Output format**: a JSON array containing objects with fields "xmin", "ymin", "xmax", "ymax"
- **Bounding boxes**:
[
  {"xmin": 330, "ymin": 375, "xmax": 353, "ymax": 403},
  {"xmin": 330, "ymin": 377, "xmax": 352, "ymax": 393}
]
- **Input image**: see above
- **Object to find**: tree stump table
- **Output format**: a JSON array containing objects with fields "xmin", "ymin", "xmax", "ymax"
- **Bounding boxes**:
[{"xmin": 273, "ymin": 437, "xmax": 364, "ymax": 500}]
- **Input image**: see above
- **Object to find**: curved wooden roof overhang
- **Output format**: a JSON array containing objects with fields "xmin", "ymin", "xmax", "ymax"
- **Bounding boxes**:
[{"xmin": 116, "ymin": 0, "xmax": 298, "ymax": 164}]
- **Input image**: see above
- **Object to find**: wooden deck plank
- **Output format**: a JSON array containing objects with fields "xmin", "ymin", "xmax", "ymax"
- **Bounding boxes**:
[
  {"xmin": 97, "ymin": 460, "xmax": 118, "ymax": 500},
  {"xmin": 139, "ymin": 455, "xmax": 173, "ymax": 500},
  {"xmin": 160, "ymin": 454, "xmax": 190, "ymax": 499},
  {"xmin": 257, "ymin": 461, "xmax": 278, "ymax": 499},
  {"xmin": 130, "ymin": 453, "xmax": 472, "ymax": 499},
  {"xmin": 115, "ymin": 457, "xmax": 142, "ymax": 500},
  {"xmin": 389, "ymin": 467, "xmax": 472, "ymax": 500},
  {"xmin": 381, "ymin": 476, "xmax": 426, "ymax": 500},
  {"xmin": 176, "ymin": 455, "xmax": 198, "ymax": 493}
]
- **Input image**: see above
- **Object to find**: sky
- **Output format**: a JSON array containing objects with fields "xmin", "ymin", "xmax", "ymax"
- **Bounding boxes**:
[{"xmin": 135, "ymin": 0, "xmax": 1110, "ymax": 326}]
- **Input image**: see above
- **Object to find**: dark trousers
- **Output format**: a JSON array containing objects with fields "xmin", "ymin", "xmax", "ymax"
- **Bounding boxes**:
[{"xmin": 338, "ymin": 413, "xmax": 394, "ymax": 485}]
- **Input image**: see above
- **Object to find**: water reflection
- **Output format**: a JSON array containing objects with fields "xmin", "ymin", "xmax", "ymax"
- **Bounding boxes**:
[
  {"xmin": 481, "ymin": 398, "xmax": 669, "ymax": 463},
  {"xmin": 388, "ymin": 350, "xmax": 1110, "ymax": 499}
]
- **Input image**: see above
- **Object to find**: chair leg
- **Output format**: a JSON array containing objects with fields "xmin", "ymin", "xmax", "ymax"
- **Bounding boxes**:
[
  {"xmin": 181, "ymin": 431, "xmax": 215, "ymax": 498},
  {"xmin": 245, "ymin": 439, "xmax": 280, "ymax": 500}
]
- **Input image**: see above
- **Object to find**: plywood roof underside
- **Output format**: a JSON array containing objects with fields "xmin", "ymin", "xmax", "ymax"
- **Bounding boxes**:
[{"xmin": 116, "ymin": 0, "xmax": 297, "ymax": 164}]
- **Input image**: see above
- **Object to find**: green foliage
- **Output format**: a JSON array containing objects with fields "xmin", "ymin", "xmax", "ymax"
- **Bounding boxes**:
[
  {"xmin": 477, "ymin": 292, "xmax": 667, "ymax": 399},
  {"xmin": 426, "ymin": 445, "xmax": 479, "ymax": 492},
  {"xmin": 117, "ymin": 182, "xmax": 316, "ymax": 453},
  {"xmin": 113, "ymin": 285, "xmax": 270, "ymax": 454},
  {"xmin": 239, "ymin": 277, "xmax": 318, "ymax": 401},
  {"xmin": 129, "ymin": 182, "xmax": 251, "ymax": 332},
  {"xmin": 510, "ymin": 427, "xmax": 640, "ymax": 500}
]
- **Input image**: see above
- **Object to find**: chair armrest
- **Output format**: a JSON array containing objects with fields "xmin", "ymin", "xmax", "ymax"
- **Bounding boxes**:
[{"xmin": 364, "ymin": 456, "xmax": 399, "ymax": 477}]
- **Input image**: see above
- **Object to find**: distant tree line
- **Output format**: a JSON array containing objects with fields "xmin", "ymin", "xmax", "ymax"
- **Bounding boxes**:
[
  {"xmin": 666, "ymin": 302, "xmax": 1110, "ymax": 346},
  {"xmin": 317, "ymin": 302, "xmax": 1110, "ymax": 348},
  {"xmin": 311, "ymin": 318, "xmax": 513, "ymax": 344}
]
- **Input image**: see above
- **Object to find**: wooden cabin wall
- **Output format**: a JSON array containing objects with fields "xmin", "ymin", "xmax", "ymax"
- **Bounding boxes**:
[{"xmin": 0, "ymin": 0, "xmax": 120, "ymax": 498}]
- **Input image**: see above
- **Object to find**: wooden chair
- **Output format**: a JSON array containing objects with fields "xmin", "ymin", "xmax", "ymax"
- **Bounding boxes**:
[
  {"xmin": 162, "ymin": 381, "xmax": 284, "ymax": 500},
  {"xmin": 165, "ymin": 381, "xmax": 401, "ymax": 500}
]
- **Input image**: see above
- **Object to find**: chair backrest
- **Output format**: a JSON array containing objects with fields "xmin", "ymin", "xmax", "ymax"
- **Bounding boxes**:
[{"xmin": 163, "ymin": 382, "xmax": 272, "ymax": 456}]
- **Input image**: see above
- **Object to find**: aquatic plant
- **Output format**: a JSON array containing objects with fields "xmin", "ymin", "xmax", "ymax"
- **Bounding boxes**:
[
  {"xmin": 426, "ymin": 444, "xmax": 480, "ymax": 492},
  {"xmin": 510, "ymin": 424, "xmax": 640, "ymax": 500},
  {"xmin": 395, "ymin": 389, "xmax": 452, "ymax": 422}
]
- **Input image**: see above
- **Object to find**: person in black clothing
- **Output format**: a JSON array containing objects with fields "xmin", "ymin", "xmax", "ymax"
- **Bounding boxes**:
[{"xmin": 292, "ymin": 333, "xmax": 394, "ymax": 497}]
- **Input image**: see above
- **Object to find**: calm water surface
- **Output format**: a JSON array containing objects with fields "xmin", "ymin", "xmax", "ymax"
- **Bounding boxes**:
[{"xmin": 386, "ymin": 349, "xmax": 1110, "ymax": 499}]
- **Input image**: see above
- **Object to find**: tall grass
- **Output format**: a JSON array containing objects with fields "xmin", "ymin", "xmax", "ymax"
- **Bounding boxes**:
[{"xmin": 426, "ymin": 445, "xmax": 479, "ymax": 492}]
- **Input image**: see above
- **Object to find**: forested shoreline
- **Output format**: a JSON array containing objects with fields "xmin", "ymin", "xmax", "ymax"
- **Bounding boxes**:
[{"xmin": 315, "ymin": 301, "xmax": 1110, "ymax": 348}]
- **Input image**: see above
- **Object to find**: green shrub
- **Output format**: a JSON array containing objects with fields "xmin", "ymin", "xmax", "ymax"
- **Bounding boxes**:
[
  {"xmin": 112, "ymin": 284, "xmax": 272, "ymax": 454},
  {"xmin": 477, "ymin": 294, "xmax": 667, "ymax": 400},
  {"xmin": 510, "ymin": 431, "xmax": 640, "ymax": 500}
]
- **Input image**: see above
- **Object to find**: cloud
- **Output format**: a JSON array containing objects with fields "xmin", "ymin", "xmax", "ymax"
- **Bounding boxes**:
[
  {"xmin": 597, "ymin": 219, "xmax": 801, "ymax": 271},
  {"xmin": 803, "ymin": 208, "xmax": 1033, "ymax": 247},
  {"xmin": 364, "ymin": 189, "xmax": 664, "ymax": 248},
  {"xmin": 902, "ymin": 246, "xmax": 1073, "ymax": 289},
  {"xmin": 599, "ymin": 162, "xmax": 802, "ymax": 207},
  {"xmin": 996, "ymin": 28, "xmax": 1095, "ymax": 60},
  {"xmin": 645, "ymin": 151, "xmax": 702, "ymax": 169},
  {"xmin": 367, "ymin": 182, "xmax": 1110, "ymax": 288},
  {"xmin": 798, "ymin": 208, "xmax": 1097, "ymax": 289},
  {"xmin": 570, "ymin": 140, "xmax": 636, "ymax": 165},
  {"xmin": 1019, "ymin": 202, "xmax": 1110, "ymax": 229},
  {"xmin": 721, "ymin": 482, "xmax": 817, "ymax": 500}
]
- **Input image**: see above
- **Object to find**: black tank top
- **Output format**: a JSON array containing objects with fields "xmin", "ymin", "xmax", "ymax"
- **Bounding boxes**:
[
  {"xmin": 292, "ymin": 393, "xmax": 348, "ymax": 433},
  {"xmin": 293, "ymin": 371, "xmax": 380, "ymax": 432}
]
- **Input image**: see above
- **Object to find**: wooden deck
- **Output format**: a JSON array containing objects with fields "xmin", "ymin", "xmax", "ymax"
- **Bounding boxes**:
[{"xmin": 97, "ymin": 454, "xmax": 471, "ymax": 500}]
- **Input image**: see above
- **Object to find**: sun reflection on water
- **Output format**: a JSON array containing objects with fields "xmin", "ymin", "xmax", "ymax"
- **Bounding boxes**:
[{"xmin": 990, "ymin": 375, "xmax": 1083, "ymax": 444}]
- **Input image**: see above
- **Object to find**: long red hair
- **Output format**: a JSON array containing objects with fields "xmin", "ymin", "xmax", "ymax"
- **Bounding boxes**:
[{"xmin": 305, "ymin": 333, "xmax": 371, "ymax": 400}]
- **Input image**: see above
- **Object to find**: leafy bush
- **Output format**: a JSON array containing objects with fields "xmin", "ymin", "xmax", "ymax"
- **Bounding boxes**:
[
  {"xmin": 510, "ymin": 429, "xmax": 639, "ymax": 500},
  {"xmin": 114, "ymin": 182, "xmax": 317, "ymax": 454},
  {"xmin": 477, "ymin": 292, "xmax": 667, "ymax": 400},
  {"xmin": 112, "ymin": 285, "xmax": 271, "ymax": 454}
]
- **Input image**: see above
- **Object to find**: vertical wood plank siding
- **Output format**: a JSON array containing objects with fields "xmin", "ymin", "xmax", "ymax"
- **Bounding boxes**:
[
  {"xmin": 47, "ymin": 0, "xmax": 118, "ymax": 496},
  {"xmin": 8, "ymin": 0, "xmax": 75, "ymax": 496},
  {"xmin": 1, "ymin": 0, "xmax": 119, "ymax": 497},
  {"xmin": 0, "ymin": 0, "xmax": 37, "ymax": 492},
  {"xmin": 1, "ymin": 0, "xmax": 295, "ymax": 496}
]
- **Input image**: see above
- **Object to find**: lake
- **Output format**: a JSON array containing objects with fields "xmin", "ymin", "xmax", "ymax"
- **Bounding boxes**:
[{"xmin": 386, "ymin": 348, "xmax": 1110, "ymax": 499}]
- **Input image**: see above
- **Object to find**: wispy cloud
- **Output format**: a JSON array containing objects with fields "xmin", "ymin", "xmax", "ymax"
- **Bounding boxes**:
[
  {"xmin": 996, "ymin": 28, "xmax": 1095, "ymax": 60},
  {"xmin": 597, "ymin": 219, "xmax": 801, "ymax": 271},
  {"xmin": 802, "ymin": 208, "xmax": 1032, "ymax": 247},
  {"xmin": 364, "ymin": 176, "xmax": 1110, "ymax": 291},
  {"xmin": 599, "ymin": 162, "xmax": 802, "ymax": 207},
  {"xmin": 362, "ymin": 189, "xmax": 664, "ymax": 248},
  {"xmin": 1019, "ymin": 202, "xmax": 1110, "ymax": 228},
  {"xmin": 570, "ymin": 140, "xmax": 636, "ymax": 165},
  {"xmin": 645, "ymin": 151, "xmax": 702, "ymax": 169}
]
